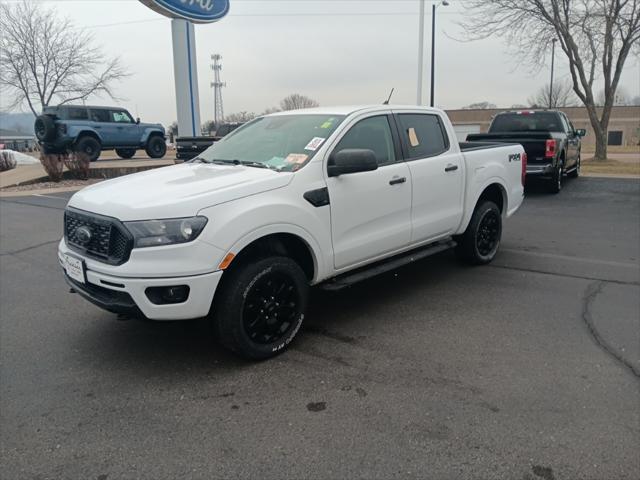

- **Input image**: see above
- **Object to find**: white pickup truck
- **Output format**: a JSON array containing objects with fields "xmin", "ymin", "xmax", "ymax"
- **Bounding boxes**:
[{"xmin": 59, "ymin": 106, "xmax": 526, "ymax": 359}]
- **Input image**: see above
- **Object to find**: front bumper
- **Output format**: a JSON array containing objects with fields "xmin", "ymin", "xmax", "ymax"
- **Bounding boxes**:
[{"xmin": 58, "ymin": 242, "xmax": 224, "ymax": 321}]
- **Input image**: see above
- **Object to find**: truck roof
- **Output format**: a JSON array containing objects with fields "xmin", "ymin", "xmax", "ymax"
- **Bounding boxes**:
[{"xmin": 267, "ymin": 105, "xmax": 444, "ymax": 117}]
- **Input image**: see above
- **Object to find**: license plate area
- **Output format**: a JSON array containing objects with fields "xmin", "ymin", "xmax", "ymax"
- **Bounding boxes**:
[{"xmin": 63, "ymin": 253, "xmax": 86, "ymax": 284}]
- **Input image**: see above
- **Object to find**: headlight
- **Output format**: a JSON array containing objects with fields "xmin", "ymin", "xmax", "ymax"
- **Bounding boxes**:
[{"xmin": 125, "ymin": 216, "xmax": 208, "ymax": 248}]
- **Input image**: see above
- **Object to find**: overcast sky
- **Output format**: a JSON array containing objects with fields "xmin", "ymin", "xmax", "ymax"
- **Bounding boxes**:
[{"xmin": 3, "ymin": 0, "xmax": 640, "ymax": 126}]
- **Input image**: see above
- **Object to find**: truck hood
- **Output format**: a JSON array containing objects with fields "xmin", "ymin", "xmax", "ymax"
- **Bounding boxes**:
[{"xmin": 68, "ymin": 163, "xmax": 293, "ymax": 221}]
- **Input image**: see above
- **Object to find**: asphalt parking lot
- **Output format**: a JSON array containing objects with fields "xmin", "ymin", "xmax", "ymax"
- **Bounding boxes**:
[{"xmin": 1, "ymin": 177, "xmax": 638, "ymax": 480}]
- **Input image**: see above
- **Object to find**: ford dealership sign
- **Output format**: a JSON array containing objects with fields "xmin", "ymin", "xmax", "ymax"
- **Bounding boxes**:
[{"xmin": 139, "ymin": 0, "xmax": 230, "ymax": 23}]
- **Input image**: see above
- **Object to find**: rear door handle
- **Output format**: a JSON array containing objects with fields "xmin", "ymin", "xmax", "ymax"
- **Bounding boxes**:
[
  {"xmin": 389, "ymin": 177, "xmax": 406, "ymax": 186},
  {"xmin": 445, "ymin": 164, "xmax": 458, "ymax": 172}
]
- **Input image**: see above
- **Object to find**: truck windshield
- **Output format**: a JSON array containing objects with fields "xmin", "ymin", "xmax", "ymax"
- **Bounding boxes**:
[
  {"xmin": 197, "ymin": 114, "xmax": 345, "ymax": 172},
  {"xmin": 490, "ymin": 113, "xmax": 563, "ymax": 133}
]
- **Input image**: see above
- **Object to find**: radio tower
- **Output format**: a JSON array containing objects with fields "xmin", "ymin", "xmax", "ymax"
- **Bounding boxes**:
[{"xmin": 211, "ymin": 54, "xmax": 226, "ymax": 127}]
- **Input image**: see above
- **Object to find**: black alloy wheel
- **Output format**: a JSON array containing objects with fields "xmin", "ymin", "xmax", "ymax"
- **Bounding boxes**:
[
  {"xmin": 145, "ymin": 136, "xmax": 167, "ymax": 159},
  {"xmin": 476, "ymin": 209, "xmax": 501, "ymax": 257},
  {"xmin": 75, "ymin": 136, "xmax": 101, "ymax": 162},
  {"xmin": 214, "ymin": 256, "xmax": 309, "ymax": 360},
  {"xmin": 455, "ymin": 200, "xmax": 503, "ymax": 265},
  {"xmin": 243, "ymin": 273, "xmax": 300, "ymax": 345}
]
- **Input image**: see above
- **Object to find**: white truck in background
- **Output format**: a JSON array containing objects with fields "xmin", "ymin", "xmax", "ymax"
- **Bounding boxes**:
[{"xmin": 59, "ymin": 105, "xmax": 526, "ymax": 359}]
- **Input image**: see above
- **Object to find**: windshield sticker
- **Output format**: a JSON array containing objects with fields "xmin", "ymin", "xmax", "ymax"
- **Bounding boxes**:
[
  {"xmin": 285, "ymin": 154, "xmax": 309, "ymax": 165},
  {"xmin": 320, "ymin": 121, "xmax": 333, "ymax": 129},
  {"xmin": 305, "ymin": 137, "xmax": 326, "ymax": 151},
  {"xmin": 408, "ymin": 128, "xmax": 420, "ymax": 147},
  {"xmin": 264, "ymin": 157, "xmax": 288, "ymax": 170}
]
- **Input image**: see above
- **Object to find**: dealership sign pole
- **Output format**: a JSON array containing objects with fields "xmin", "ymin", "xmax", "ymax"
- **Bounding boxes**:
[{"xmin": 138, "ymin": 1, "xmax": 230, "ymax": 136}]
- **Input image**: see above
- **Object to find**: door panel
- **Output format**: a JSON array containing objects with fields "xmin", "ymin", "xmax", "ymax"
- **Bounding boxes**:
[
  {"xmin": 89, "ymin": 109, "xmax": 115, "ymax": 146},
  {"xmin": 328, "ymin": 163, "xmax": 412, "ymax": 269},
  {"xmin": 395, "ymin": 113, "xmax": 465, "ymax": 242},
  {"xmin": 327, "ymin": 115, "xmax": 412, "ymax": 270},
  {"xmin": 110, "ymin": 110, "xmax": 140, "ymax": 146}
]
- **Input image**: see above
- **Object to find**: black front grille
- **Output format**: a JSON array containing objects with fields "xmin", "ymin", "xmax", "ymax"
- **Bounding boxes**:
[{"xmin": 64, "ymin": 208, "xmax": 133, "ymax": 265}]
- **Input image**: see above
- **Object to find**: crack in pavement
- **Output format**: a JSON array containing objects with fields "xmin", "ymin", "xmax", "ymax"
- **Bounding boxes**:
[
  {"xmin": 488, "ymin": 264, "xmax": 640, "ymax": 286},
  {"xmin": 581, "ymin": 281, "xmax": 640, "ymax": 379},
  {"xmin": 0, "ymin": 239, "xmax": 60, "ymax": 257}
]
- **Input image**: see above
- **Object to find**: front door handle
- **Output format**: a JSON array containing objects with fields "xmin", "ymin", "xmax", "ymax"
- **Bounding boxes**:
[
  {"xmin": 389, "ymin": 177, "xmax": 407, "ymax": 186},
  {"xmin": 445, "ymin": 164, "xmax": 459, "ymax": 172}
]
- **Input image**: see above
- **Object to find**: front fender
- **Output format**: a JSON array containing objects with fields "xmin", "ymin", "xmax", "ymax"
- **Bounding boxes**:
[
  {"xmin": 223, "ymin": 224, "xmax": 325, "ymax": 284},
  {"xmin": 197, "ymin": 194, "xmax": 332, "ymax": 283},
  {"xmin": 141, "ymin": 128, "xmax": 165, "ymax": 144}
]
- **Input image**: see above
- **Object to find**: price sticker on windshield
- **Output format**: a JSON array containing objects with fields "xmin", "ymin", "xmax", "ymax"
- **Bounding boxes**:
[{"xmin": 305, "ymin": 137, "xmax": 326, "ymax": 151}]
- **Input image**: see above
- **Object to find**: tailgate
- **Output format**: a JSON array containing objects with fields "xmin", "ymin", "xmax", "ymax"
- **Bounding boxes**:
[{"xmin": 176, "ymin": 136, "xmax": 216, "ymax": 160}]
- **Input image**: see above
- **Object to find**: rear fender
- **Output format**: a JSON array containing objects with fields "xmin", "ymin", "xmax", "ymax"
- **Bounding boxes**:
[
  {"xmin": 457, "ymin": 178, "xmax": 508, "ymax": 234},
  {"xmin": 71, "ymin": 128, "xmax": 103, "ymax": 145}
]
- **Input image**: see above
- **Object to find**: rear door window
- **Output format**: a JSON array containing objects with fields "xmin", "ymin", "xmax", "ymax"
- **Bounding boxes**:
[
  {"xmin": 396, "ymin": 114, "xmax": 449, "ymax": 159},
  {"xmin": 89, "ymin": 109, "xmax": 110, "ymax": 123},
  {"xmin": 67, "ymin": 107, "xmax": 88, "ymax": 121}
]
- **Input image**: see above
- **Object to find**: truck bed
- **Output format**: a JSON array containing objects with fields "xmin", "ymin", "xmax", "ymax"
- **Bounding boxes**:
[{"xmin": 466, "ymin": 132, "xmax": 553, "ymax": 162}]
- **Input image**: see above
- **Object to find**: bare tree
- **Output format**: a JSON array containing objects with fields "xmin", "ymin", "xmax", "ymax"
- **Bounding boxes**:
[
  {"xmin": 527, "ymin": 80, "xmax": 579, "ymax": 108},
  {"xmin": 462, "ymin": 101, "xmax": 497, "ymax": 110},
  {"xmin": 261, "ymin": 107, "xmax": 282, "ymax": 115},
  {"xmin": 0, "ymin": 0, "xmax": 128, "ymax": 116},
  {"xmin": 225, "ymin": 111, "xmax": 256, "ymax": 123},
  {"xmin": 459, "ymin": 0, "xmax": 640, "ymax": 160},
  {"xmin": 597, "ymin": 85, "xmax": 633, "ymax": 105},
  {"xmin": 279, "ymin": 94, "xmax": 319, "ymax": 111}
]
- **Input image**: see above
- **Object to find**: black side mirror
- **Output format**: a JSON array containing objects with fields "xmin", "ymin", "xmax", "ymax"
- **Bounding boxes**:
[
  {"xmin": 576, "ymin": 129, "xmax": 586, "ymax": 137},
  {"xmin": 136, "ymin": 117, "xmax": 141, "ymax": 124},
  {"xmin": 328, "ymin": 149, "xmax": 378, "ymax": 177}
]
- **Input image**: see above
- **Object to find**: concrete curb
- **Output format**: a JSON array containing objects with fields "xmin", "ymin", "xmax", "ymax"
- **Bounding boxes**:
[
  {"xmin": 582, "ymin": 173, "xmax": 640, "ymax": 179},
  {"xmin": 0, "ymin": 185, "xmax": 91, "ymax": 198}
]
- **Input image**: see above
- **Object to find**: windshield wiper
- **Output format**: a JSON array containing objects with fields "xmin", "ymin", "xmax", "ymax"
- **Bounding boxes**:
[{"xmin": 197, "ymin": 158, "xmax": 276, "ymax": 170}]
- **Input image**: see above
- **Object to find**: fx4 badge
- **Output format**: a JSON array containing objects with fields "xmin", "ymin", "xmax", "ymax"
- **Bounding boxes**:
[{"xmin": 509, "ymin": 153, "xmax": 521, "ymax": 163}]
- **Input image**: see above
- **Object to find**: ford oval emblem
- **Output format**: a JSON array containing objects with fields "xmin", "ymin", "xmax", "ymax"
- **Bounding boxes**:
[
  {"xmin": 139, "ymin": 0, "xmax": 230, "ymax": 24},
  {"xmin": 75, "ymin": 226, "xmax": 93, "ymax": 246}
]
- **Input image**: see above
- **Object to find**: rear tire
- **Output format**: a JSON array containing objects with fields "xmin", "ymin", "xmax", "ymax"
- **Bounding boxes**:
[
  {"xmin": 548, "ymin": 164, "xmax": 563, "ymax": 194},
  {"xmin": 213, "ymin": 256, "xmax": 309, "ymax": 360},
  {"xmin": 145, "ymin": 136, "xmax": 166, "ymax": 159},
  {"xmin": 34, "ymin": 115, "xmax": 56, "ymax": 142},
  {"xmin": 455, "ymin": 201, "xmax": 502, "ymax": 265},
  {"xmin": 74, "ymin": 136, "xmax": 101, "ymax": 162},
  {"xmin": 115, "ymin": 148, "xmax": 136, "ymax": 159}
]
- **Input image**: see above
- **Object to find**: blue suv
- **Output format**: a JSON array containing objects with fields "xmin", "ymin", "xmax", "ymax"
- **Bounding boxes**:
[{"xmin": 35, "ymin": 105, "xmax": 166, "ymax": 162}]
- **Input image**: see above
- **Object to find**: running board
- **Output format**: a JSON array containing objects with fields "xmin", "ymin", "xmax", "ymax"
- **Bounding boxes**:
[{"xmin": 322, "ymin": 240, "xmax": 456, "ymax": 291}]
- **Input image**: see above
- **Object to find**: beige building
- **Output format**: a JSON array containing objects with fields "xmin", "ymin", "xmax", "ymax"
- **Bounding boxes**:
[{"xmin": 446, "ymin": 106, "xmax": 640, "ymax": 149}]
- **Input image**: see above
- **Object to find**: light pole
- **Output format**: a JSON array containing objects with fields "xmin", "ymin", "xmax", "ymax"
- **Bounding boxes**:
[
  {"xmin": 430, "ymin": 0, "xmax": 449, "ymax": 107},
  {"xmin": 416, "ymin": 0, "xmax": 426, "ymax": 105},
  {"xmin": 549, "ymin": 38, "xmax": 557, "ymax": 108}
]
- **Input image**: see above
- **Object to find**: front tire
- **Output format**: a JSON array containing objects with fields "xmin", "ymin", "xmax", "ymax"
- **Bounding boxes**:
[
  {"xmin": 455, "ymin": 201, "xmax": 503, "ymax": 265},
  {"xmin": 145, "ymin": 136, "xmax": 167, "ymax": 159},
  {"xmin": 567, "ymin": 154, "xmax": 580, "ymax": 178},
  {"xmin": 213, "ymin": 256, "xmax": 309, "ymax": 360},
  {"xmin": 74, "ymin": 136, "xmax": 101, "ymax": 162}
]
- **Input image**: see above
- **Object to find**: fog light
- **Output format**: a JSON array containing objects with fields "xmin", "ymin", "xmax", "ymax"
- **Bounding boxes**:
[{"xmin": 145, "ymin": 285, "xmax": 190, "ymax": 305}]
